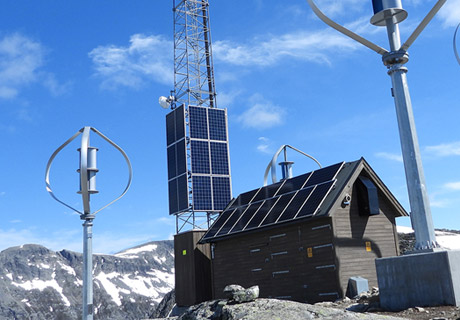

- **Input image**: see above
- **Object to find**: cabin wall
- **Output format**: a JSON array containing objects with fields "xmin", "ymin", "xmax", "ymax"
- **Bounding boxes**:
[
  {"xmin": 174, "ymin": 230, "xmax": 212, "ymax": 306},
  {"xmin": 211, "ymin": 218, "xmax": 341, "ymax": 303},
  {"xmin": 332, "ymin": 184, "xmax": 399, "ymax": 296}
]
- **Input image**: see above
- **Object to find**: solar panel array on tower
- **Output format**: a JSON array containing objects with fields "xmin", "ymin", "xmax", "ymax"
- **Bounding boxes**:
[
  {"xmin": 166, "ymin": 105, "xmax": 232, "ymax": 215},
  {"xmin": 201, "ymin": 162, "xmax": 344, "ymax": 242}
]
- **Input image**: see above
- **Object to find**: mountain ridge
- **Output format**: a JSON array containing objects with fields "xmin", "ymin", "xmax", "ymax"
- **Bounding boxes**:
[{"xmin": 0, "ymin": 240, "xmax": 174, "ymax": 320}]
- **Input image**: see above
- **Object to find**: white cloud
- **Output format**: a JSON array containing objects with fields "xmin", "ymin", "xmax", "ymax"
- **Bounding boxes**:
[
  {"xmin": 238, "ymin": 95, "xmax": 285, "ymax": 129},
  {"xmin": 217, "ymin": 89, "xmax": 241, "ymax": 107},
  {"xmin": 443, "ymin": 181, "xmax": 460, "ymax": 191},
  {"xmin": 213, "ymin": 29, "xmax": 358, "ymax": 67},
  {"xmin": 0, "ymin": 33, "xmax": 68, "ymax": 100},
  {"xmin": 257, "ymin": 137, "xmax": 273, "ymax": 154},
  {"xmin": 425, "ymin": 141, "xmax": 460, "ymax": 157},
  {"xmin": 438, "ymin": 0, "xmax": 460, "ymax": 27},
  {"xmin": 375, "ymin": 152, "xmax": 403, "ymax": 163},
  {"xmin": 0, "ymin": 34, "xmax": 43, "ymax": 99},
  {"xmin": 0, "ymin": 226, "xmax": 161, "ymax": 255},
  {"xmin": 318, "ymin": 0, "xmax": 367, "ymax": 18},
  {"xmin": 89, "ymin": 34, "xmax": 173, "ymax": 90}
]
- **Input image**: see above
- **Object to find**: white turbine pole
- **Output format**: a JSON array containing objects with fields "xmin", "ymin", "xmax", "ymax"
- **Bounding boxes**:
[{"xmin": 305, "ymin": 0, "xmax": 447, "ymax": 250}]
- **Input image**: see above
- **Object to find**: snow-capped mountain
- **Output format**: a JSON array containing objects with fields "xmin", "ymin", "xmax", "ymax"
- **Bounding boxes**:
[{"xmin": 0, "ymin": 241, "xmax": 174, "ymax": 320}]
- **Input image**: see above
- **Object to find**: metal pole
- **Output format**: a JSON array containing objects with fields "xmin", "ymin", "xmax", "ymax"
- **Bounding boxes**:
[
  {"xmin": 82, "ymin": 216, "xmax": 94, "ymax": 320},
  {"xmin": 45, "ymin": 126, "xmax": 132, "ymax": 319},
  {"xmin": 383, "ymin": 17, "xmax": 438, "ymax": 250}
]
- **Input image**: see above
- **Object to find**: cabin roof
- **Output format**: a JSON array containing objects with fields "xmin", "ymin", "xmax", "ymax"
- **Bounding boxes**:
[{"xmin": 200, "ymin": 157, "xmax": 408, "ymax": 244}]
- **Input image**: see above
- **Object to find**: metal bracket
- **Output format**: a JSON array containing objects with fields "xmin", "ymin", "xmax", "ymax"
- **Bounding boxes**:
[
  {"xmin": 306, "ymin": 0, "xmax": 446, "ymax": 55},
  {"xmin": 382, "ymin": 50, "xmax": 409, "ymax": 66},
  {"xmin": 306, "ymin": 0, "xmax": 388, "ymax": 55}
]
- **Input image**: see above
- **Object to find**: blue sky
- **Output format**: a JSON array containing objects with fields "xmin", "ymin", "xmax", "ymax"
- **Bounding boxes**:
[{"xmin": 1, "ymin": 0, "xmax": 459, "ymax": 254}]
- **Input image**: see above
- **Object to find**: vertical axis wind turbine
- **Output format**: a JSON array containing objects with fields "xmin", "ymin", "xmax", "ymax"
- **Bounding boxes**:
[
  {"xmin": 306, "ymin": 0, "xmax": 446, "ymax": 250},
  {"xmin": 161, "ymin": 0, "xmax": 232, "ymax": 233}
]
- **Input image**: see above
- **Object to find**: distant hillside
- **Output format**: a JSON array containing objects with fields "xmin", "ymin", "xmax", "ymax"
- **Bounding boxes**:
[
  {"xmin": 0, "ymin": 241, "xmax": 174, "ymax": 320},
  {"xmin": 397, "ymin": 226, "xmax": 460, "ymax": 254}
]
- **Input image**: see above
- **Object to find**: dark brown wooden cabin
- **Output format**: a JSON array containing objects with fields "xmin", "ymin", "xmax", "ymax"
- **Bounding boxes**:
[
  {"xmin": 174, "ymin": 230, "xmax": 213, "ymax": 306},
  {"xmin": 200, "ymin": 158, "xmax": 408, "ymax": 303}
]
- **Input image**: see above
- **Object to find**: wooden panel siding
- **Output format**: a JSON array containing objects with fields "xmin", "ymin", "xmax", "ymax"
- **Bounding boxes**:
[
  {"xmin": 175, "ymin": 231, "xmax": 212, "ymax": 306},
  {"xmin": 332, "ymin": 184, "xmax": 399, "ymax": 296},
  {"xmin": 212, "ymin": 217, "xmax": 340, "ymax": 303}
]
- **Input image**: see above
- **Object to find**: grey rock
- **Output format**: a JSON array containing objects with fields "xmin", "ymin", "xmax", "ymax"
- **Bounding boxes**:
[
  {"xmin": 232, "ymin": 286, "xmax": 259, "ymax": 303},
  {"xmin": 223, "ymin": 285, "xmax": 245, "ymax": 299},
  {"xmin": 150, "ymin": 290, "xmax": 176, "ymax": 318},
  {"xmin": 178, "ymin": 298, "xmax": 407, "ymax": 320},
  {"xmin": 223, "ymin": 285, "xmax": 259, "ymax": 303}
]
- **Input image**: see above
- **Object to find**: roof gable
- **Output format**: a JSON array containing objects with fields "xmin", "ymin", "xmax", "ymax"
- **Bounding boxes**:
[{"xmin": 200, "ymin": 158, "xmax": 408, "ymax": 243}]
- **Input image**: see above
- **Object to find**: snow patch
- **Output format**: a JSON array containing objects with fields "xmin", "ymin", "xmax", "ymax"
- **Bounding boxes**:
[
  {"xmin": 95, "ymin": 272, "xmax": 122, "ymax": 306},
  {"xmin": 12, "ymin": 272, "xmax": 71, "ymax": 306},
  {"xmin": 436, "ymin": 231, "xmax": 460, "ymax": 250},
  {"xmin": 397, "ymin": 226, "xmax": 460, "ymax": 250},
  {"xmin": 94, "ymin": 268, "xmax": 174, "ymax": 305},
  {"xmin": 115, "ymin": 244, "xmax": 158, "ymax": 258},
  {"xmin": 396, "ymin": 225, "xmax": 414, "ymax": 234}
]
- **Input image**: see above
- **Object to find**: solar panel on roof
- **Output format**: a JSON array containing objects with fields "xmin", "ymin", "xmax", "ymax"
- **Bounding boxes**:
[
  {"xmin": 202, "ymin": 208, "xmax": 235, "ymax": 239},
  {"xmin": 296, "ymin": 181, "xmax": 335, "ymax": 218},
  {"xmin": 216, "ymin": 206, "xmax": 247, "ymax": 237},
  {"xmin": 232, "ymin": 188, "xmax": 260, "ymax": 209},
  {"xmin": 277, "ymin": 187, "xmax": 315, "ymax": 223},
  {"xmin": 201, "ymin": 161, "xmax": 344, "ymax": 242},
  {"xmin": 230, "ymin": 202, "xmax": 263, "ymax": 233},
  {"xmin": 304, "ymin": 162, "xmax": 342, "ymax": 188},
  {"xmin": 258, "ymin": 196, "xmax": 284, "ymax": 226},
  {"xmin": 275, "ymin": 172, "xmax": 311, "ymax": 196},
  {"xmin": 265, "ymin": 192, "xmax": 296, "ymax": 224},
  {"xmin": 245, "ymin": 198, "xmax": 279, "ymax": 230},
  {"xmin": 251, "ymin": 181, "xmax": 283, "ymax": 202}
]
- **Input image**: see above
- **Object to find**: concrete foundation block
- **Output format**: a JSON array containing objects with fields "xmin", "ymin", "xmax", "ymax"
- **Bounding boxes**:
[{"xmin": 376, "ymin": 250, "xmax": 460, "ymax": 311}]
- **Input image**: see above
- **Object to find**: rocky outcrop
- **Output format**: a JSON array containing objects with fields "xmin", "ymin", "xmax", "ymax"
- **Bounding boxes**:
[
  {"xmin": 150, "ymin": 290, "xmax": 176, "ymax": 319},
  {"xmin": 176, "ymin": 298, "xmax": 406, "ymax": 320}
]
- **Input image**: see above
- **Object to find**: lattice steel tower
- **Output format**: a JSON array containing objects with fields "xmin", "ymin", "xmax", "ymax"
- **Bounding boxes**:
[
  {"xmin": 164, "ymin": 0, "xmax": 232, "ymax": 233},
  {"xmin": 174, "ymin": 0, "xmax": 216, "ymax": 108}
]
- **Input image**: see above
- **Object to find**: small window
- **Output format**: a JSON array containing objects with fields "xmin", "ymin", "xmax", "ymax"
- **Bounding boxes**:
[{"xmin": 356, "ymin": 176, "xmax": 380, "ymax": 216}]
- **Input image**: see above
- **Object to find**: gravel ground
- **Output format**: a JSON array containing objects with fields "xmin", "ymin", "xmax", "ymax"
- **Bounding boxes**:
[{"xmin": 316, "ymin": 288, "xmax": 460, "ymax": 320}]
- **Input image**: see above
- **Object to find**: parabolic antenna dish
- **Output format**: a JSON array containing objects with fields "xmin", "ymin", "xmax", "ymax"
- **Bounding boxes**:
[{"xmin": 159, "ymin": 96, "xmax": 170, "ymax": 109}]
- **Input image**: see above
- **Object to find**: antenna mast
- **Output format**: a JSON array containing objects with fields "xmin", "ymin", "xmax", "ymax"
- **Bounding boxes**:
[
  {"xmin": 164, "ymin": 0, "xmax": 232, "ymax": 234},
  {"xmin": 173, "ymin": 0, "xmax": 217, "ymax": 108}
]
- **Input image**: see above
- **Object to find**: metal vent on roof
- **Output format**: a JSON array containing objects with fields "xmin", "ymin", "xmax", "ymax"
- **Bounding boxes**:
[{"xmin": 201, "ymin": 162, "xmax": 344, "ymax": 242}]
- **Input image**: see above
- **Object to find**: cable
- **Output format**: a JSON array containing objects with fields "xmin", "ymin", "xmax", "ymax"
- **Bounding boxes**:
[{"xmin": 455, "ymin": 22, "xmax": 460, "ymax": 66}]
